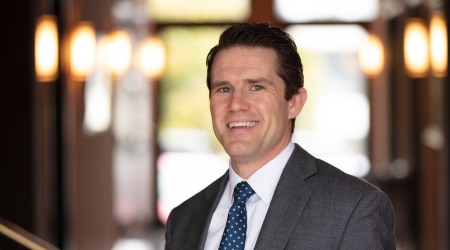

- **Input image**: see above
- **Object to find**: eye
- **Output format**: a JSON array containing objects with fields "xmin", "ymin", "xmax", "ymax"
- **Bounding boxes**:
[
  {"xmin": 218, "ymin": 87, "xmax": 231, "ymax": 93},
  {"xmin": 250, "ymin": 85, "xmax": 264, "ymax": 91}
]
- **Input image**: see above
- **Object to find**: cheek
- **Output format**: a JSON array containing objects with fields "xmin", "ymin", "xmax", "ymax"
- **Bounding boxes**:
[
  {"xmin": 209, "ymin": 101, "xmax": 218, "ymax": 116},
  {"xmin": 210, "ymin": 103, "xmax": 222, "ymax": 126},
  {"xmin": 266, "ymin": 103, "xmax": 291, "ymax": 127},
  {"xmin": 255, "ymin": 97, "xmax": 285, "ymax": 115}
]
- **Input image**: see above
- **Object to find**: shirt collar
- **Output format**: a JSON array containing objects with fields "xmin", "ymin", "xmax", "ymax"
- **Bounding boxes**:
[{"xmin": 227, "ymin": 142, "xmax": 295, "ymax": 204}]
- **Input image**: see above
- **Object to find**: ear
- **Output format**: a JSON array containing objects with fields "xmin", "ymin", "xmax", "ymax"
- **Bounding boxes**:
[{"xmin": 288, "ymin": 87, "xmax": 307, "ymax": 119}]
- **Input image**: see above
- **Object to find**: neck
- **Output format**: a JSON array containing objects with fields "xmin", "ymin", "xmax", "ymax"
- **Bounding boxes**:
[{"xmin": 230, "ymin": 142, "xmax": 291, "ymax": 179}]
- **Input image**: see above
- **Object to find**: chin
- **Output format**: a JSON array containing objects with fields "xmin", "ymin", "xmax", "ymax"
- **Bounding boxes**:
[{"xmin": 225, "ymin": 144, "xmax": 254, "ymax": 157}]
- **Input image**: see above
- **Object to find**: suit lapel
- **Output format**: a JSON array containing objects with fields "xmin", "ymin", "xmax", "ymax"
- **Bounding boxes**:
[
  {"xmin": 196, "ymin": 172, "xmax": 229, "ymax": 248},
  {"xmin": 255, "ymin": 144, "xmax": 317, "ymax": 249}
]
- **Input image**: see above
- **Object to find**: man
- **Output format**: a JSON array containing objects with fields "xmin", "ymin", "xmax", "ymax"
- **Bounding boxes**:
[{"xmin": 165, "ymin": 23, "xmax": 395, "ymax": 249}]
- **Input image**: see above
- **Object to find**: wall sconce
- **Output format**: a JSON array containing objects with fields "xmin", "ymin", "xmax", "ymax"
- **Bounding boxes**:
[
  {"xmin": 35, "ymin": 15, "xmax": 59, "ymax": 82},
  {"xmin": 430, "ymin": 11, "xmax": 448, "ymax": 77},
  {"xmin": 358, "ymin": 33, "xmax": 385, "ymax": 78},
  {"xmin": 404, "ymin": 18, "xmax": 429, "ymax": 78},
  {"xmin": 105, "ymin": 29, "xmax": 132, "ymax": 78},
  {"xmin": 69, "ymin": 22, "xmax": 96, "ymax": 81},
  {"xmin": 138, "ymin": 36, "xmax": 166, "ymax": 79}
]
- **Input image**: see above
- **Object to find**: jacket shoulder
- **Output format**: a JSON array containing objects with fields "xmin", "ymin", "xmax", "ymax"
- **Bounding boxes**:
[{"xmin": 165, "ymin": 172, "xmax": 228, "ymax": 250}]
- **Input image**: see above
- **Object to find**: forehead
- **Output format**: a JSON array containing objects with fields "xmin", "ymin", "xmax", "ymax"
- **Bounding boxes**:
[{"xmin": 211, "ymin": 46, "xmax": 279, "ymax": 73}]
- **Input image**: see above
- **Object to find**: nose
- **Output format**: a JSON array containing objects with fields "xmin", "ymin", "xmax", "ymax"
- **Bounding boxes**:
[{"xmin": 229, "ymin": 89, "xmax": 249, "ymax": 111}]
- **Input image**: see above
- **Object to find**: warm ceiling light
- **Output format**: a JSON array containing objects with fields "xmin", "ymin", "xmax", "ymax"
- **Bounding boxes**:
[
  {"xmin": 35, "ymin": 15, "xmax": 59, "ymax": 82},
  {"xmin": 105, "ymin": 29, "xmax": 132, "ymax": 78},
  {"xmin": 138, "ymin": 37, "xmax": 166, "ymax": 79},
  {"xmin": 358, "ymin": 33, "xmax": 385, "ymax": 78},
  {"xmin": 404, "ymin": 18, "xmax": 429, "ymax": 78},
  {"xmin": 430, "ymin": 11, "xmax": 447, "ymax": 77},
  {"xmin": 69, "ymin": 22, "xmax": 96, "ymax": 81}
]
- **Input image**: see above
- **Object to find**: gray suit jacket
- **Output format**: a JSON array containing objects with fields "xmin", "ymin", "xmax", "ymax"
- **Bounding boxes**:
[{"xmin": 165, "ymin": 144, "xmax": 396, "ymax": 249}]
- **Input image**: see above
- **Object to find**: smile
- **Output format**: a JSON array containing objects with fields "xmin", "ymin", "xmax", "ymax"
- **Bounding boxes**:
[{"xmin": 228, "ymin": 121, "xmax": 258, "ymax": 128}]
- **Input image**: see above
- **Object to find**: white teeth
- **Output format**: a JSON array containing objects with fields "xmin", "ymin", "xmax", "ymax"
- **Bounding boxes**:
[{"xmin": 228, "ymin": 121, "xmax": 258, "ymax": 128}]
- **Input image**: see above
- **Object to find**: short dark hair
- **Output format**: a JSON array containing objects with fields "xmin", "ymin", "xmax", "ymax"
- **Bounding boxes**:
[{"xmin": 206, "ymin": 22, "xmax": 304, "ymax": 133}]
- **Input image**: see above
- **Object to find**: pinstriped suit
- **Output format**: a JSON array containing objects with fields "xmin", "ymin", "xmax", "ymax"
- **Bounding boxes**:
[{"xmin": 165, "ymin": 144, "xmax": 396, "ymax": 249}]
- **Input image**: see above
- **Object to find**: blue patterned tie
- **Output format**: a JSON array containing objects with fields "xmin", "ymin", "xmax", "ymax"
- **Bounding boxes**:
[{"xmin": 219, "ymin": 181, "xmax": 255, "ymax": 250}]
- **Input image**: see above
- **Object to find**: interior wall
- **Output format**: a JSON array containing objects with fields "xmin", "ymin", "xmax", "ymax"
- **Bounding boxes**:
[
  {"xmin": 61, "ymin": 0, "xmax": 117, "ymax": 248},
  {"xmin": 0, "ymin": 1, "xmax": 35, "ymax": 249}
]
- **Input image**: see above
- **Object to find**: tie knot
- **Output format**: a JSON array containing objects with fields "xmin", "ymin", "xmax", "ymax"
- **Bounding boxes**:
[{"xmin": 233, "ymin": 181, "xmax": 255, "ymax": 205}]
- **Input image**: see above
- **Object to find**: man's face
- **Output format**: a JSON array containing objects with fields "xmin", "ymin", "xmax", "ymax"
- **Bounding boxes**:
[{"xmin": 209, "ymin": 46, "xmax": 306, "ymax": 171}]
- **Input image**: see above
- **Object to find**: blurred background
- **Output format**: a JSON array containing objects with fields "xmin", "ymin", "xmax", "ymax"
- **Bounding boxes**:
[{"xmin": 0, "ymin": 0, "xmax": 448, "ymax": 249}]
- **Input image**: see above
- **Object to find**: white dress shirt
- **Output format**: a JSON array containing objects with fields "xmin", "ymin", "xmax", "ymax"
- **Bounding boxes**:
[{"xmin": 204, "ymin": 142, "xmax": 295, "ymax": 250}]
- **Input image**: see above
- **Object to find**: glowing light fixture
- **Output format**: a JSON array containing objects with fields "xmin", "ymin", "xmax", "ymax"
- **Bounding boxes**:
[
  {"xmin": 35, "ymin": 15, "xmax": 59, "ymax": 82},
  {"xmin": 69, "ymin": 22, "xmax": 96, "ymax": 80},
  {"xmin": 404, "ymin": 18, "xmax": 429, "ymax": 78},
  {"xmin": 138, "ymin": 37, "xmax": 166, "ymax": 79},
  {"xmin": 430, "ymin": 11, "xmax": 448, "ymax": 77},
  {"xmin": 358, "ymin": 33, "xmax": 385, "ymax": 78},
  {"xmin": 105, "ymin": 29, "xmax": 132, "ymax": 78}
]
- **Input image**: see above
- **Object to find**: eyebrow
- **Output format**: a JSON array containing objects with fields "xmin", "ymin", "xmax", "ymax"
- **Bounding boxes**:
[
  {"xmin": 210, "ymin": 77, "xmax": 273, "ymax": 89},
  {"xmin": 210, "ymin": 80, "xmax": 229, "ymax": 89},
  {"xmin": 245, "ymin": 77, "xmax": 272, "ymax": 84}
]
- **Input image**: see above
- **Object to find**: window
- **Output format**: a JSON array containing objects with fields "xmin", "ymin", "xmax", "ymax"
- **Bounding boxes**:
[
  {"xmin": 274, "ymin": 0, "xmax": 378, "ymax": 22},
  {"xmin": 288, "ymin": 25, "xmax": 371, "ymax": 177},
  {"xmin": 147, "ymin": 0, "xmax": 251, "ymax": 22}
]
